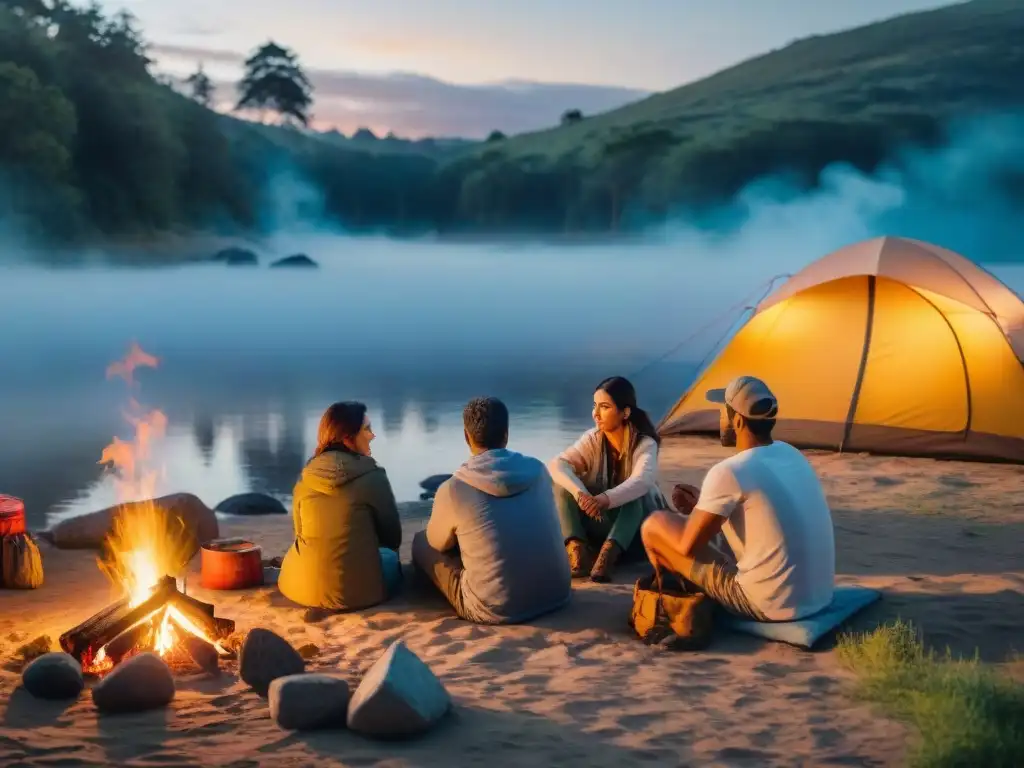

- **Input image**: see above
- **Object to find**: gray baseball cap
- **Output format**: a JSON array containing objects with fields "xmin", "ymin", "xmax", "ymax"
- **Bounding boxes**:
[{"xmin": 706, "ymin": 376, "xmax": 779, "ymax": 420}]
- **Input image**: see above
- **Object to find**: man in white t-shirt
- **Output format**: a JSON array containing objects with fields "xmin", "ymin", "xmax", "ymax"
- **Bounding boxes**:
[{"xmin": 640, "ymin": 376, "xmax": 835, "ymax": 621}]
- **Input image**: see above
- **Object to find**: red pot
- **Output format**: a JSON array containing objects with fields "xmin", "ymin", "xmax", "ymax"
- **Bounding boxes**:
[
  {"xmin": 0, "ymin": 495, "xmax": 26, "ymax": 537},
  {"xmin": 200, "ymin": 538, "xmax": 264, "ymax": 590}
]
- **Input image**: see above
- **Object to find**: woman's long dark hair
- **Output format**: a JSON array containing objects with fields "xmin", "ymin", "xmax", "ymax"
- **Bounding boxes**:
[
  {"xmin": 596, "ymin": 376, "xmax": 661, "ymax": 446},
  {"xmin": 313, "ymin": 401, "xmax": 367, "ymax": 458}
]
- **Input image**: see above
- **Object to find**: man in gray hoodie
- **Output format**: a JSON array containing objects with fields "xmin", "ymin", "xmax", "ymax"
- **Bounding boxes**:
[{"xmin": 411, "ymin": 397, "xmax": 572, "ymax": 624}]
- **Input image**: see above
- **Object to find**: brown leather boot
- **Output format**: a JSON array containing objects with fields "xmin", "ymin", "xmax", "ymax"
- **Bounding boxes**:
[
  {"xmin": 566, "ymin": 539, "xmax": 593, "ymax": 579},
  {"xmin": 590, "ymin": 540, "xmax": 622, "ymax": 583}
]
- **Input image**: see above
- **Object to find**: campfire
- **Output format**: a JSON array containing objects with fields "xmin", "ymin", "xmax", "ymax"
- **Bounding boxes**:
[{"xmin": 58, "ymin": 343, "xmax": 234, "ymax": 675}]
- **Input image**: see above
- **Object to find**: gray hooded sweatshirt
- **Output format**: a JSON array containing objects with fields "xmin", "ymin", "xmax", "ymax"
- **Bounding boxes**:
[{"xmin": 425, "ymin": 448, "xmax": 572, "ymax": 624}]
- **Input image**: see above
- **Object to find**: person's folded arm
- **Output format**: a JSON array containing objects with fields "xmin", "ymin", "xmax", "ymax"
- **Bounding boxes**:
[
  {"xmin": 425, "ymin": 482, "xmax": 458, "ymax": 552},
  {"xmin": 677, "ymin": 463, "xmax": 741, "ymax": 558},
  {"xmin": 676, "ymin": 509, "xmax": 726, "ymax": 559},
  {"xmin": 547, "ymin": 432, "xmax": 595, "ymax": 500},
  {"xmin": 602, "ymin": 438, "xmax": 658, "ymax": 508}
]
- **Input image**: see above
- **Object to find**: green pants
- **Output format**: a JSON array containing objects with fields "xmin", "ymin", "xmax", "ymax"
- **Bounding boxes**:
[{"xmin": 555, "ymin": 486, "xmax": 645, "ymax": 552}]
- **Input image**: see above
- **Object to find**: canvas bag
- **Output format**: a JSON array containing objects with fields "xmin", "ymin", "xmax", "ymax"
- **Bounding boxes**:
[
  {"xmin": 629, "ymin": 570, "xmax": 713, "ymax": 650},
  {"xmin": 2, "ymin": 533, "xmax": 45, "ymax": 589}
]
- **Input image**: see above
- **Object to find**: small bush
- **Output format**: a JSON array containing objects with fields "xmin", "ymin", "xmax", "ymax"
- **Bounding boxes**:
[{"xmin": 837, "ymin": 619, "xmax": 1024, "ymax": 768}]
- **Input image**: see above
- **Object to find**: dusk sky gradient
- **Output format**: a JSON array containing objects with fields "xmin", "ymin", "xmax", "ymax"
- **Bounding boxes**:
[{"xmin": 97, "ymin": 0, "xmax": 955, "ymax": 137}]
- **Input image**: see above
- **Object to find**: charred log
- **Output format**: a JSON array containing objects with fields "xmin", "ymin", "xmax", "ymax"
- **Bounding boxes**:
[
  {"xmin": 182, "ymin": 635, "xmax": 220, "ymax": 675},
  {"xmin": 104, "ymin": 621, "xmax": 155, "ymax": 664},
  {"xmin": 58, "ymin": 576, "xmax": 176, "ymax": 662}
]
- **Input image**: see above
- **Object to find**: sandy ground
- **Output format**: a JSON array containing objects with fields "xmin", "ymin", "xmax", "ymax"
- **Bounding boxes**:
[{"xmin": 1, "ymin": 436, "xmax": 1022, "ymax": 767}]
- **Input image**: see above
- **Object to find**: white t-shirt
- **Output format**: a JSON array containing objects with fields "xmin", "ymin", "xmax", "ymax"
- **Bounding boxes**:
[{"xmin": 696, "ymin": 441, "xmax": 835, "ymax": 621}]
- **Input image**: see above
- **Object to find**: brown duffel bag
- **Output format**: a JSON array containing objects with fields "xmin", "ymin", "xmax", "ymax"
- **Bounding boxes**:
[{"xmin": 629, "ymin": 570, "xmax": 713, "ymax": 650}]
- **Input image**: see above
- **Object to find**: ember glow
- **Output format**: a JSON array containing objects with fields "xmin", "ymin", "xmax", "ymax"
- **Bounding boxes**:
[{"xmin": 83, "ymin": 343, "xmax": 224, "ymax": 674}]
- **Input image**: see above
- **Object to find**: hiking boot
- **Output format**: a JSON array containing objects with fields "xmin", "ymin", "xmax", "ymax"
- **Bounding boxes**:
[
  {"xmin": 566, "ymin": 539, "xmax": 593, "ymax": 579},
  {"xmin": 590, "ymin": 540, "xmax": 622, "ymax": 583}
]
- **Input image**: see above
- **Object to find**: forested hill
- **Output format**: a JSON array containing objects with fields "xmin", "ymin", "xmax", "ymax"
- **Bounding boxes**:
[
  {"xmin": 453, "ymin": 0, "xmax": 1024, "ymax": 230},
  {"xmin": 1, "ymin": 0, "xmax": 1023, "ymax": 245}
]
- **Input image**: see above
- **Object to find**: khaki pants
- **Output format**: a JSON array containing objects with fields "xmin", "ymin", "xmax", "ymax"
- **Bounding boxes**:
[{"xmin": 681, "ymin": 549, "xmax": 767, "ymax": 622}]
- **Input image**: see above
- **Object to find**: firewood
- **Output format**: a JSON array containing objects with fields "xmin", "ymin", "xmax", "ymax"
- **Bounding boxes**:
[
  {"xmin": 174, "ymin": 589, "xmax": 215, "ymax": 617},
  {"xmin": 58, "ymin": 597, "xmax": 129, "ymax": 652},
  {"xmin": 59, "ymin": 576, "xmax": 177, "ymax": 662},
  {"xmin": 168, "ymin": 592, "xmax": 235, "ymax": 641},
  {"xmin": 104, "ymin": 620, "xmax": 155, "ymax": 664},
  {"xmin": 182, "ymin": 635, "xmax": 219, "ymax": 675}
]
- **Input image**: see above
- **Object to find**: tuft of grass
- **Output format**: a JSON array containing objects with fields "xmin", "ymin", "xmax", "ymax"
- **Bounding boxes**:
[{"xmin": 837, "ymin": 619, "xmax": 1024, "ymax": 768}]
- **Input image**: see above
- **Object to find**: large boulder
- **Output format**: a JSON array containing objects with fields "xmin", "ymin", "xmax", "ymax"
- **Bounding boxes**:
[
  {"xmin": 214, "ymin": 492, "xmax": 287, "ymax": 516},
  {"xmin": 269, "ymin": 254, "xmax": 318, "ymax": 269},
  {"xmin": 45, "ymin": 493, "xmax": 219, "ymax": 551},
  {"xmin": 269, "ymin": 673, "xmax": 350, "ymax": 730},
  {"xmin": 210, "ymin": 247, "xmax": 258, "ymax": 266},
  {"xmin": 419, "ymin": 475, "xmax": 452, "ymax": 493},
  {"xmin": 239, "ymin": 628, "xmax": 305, "ymax": 696},
  {"xmin": 91, "ymin": 653, "xmax": 174, "ymax": 714},
  {"xmin": 22, "ymin": 652, "xmax": 84, "ymax": 700},
  {"xmin": 346, "ymin": 640, "xmax": 451, "ymax": 739}
]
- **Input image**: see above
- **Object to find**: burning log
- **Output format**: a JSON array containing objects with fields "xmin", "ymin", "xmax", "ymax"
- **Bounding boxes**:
[
  {"xmin": 58, "ymin": 576, "xmax": 235, "ymax": 669},
  {"xmin": 104, "ymin": 621, "xmax": 155, "ymax": 665},
  {"xmin": 169, "ymin": 591, "xmax": 235, "ymax": 640},
  {"xmin": 182, "ymin": 635, "xmax": 220, "ymax": 675},
  {"xmin": 59, "ymin": 576, "xmax": 177, "ymax": 663}
]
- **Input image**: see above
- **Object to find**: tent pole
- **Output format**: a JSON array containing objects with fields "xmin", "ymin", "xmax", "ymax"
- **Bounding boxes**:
[{"xmin": 840, "ymin": 275, "xmax": 876, "ymax": 452}]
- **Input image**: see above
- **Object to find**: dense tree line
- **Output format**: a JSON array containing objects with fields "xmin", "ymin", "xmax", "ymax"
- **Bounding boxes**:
[
  {"xmin": 0, "ymin": 0, "xmax": 1020, "ymax": 245},
  {"xmin": 0, "ymin": 1, "xmax": 259, "ymax": 239}
]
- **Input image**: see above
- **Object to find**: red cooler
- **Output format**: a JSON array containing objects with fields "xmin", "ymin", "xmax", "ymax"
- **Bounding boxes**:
[{"xmin": 0, "ymin": 496, "xmax": 26, "ymax": 536}]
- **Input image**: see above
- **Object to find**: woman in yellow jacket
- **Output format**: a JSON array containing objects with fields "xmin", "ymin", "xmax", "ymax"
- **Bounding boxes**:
[{"xmin": 278, "ymin": 402, "xmax": 402, "ymax": 621}]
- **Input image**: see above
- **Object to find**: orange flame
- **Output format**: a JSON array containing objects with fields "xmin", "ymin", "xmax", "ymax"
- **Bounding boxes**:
[
  {"xmin": 105, "ymin": 341, "xmax": 159, "ymax": 386},
  {"xmin": 88, "ymin": 343, "xmax": 222, "ymax": 673}
]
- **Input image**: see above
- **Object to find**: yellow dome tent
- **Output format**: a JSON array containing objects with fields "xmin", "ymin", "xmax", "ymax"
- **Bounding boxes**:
[{"xmin": 658, "ymin": 236, "xmax": 1024, "ymax": 463}]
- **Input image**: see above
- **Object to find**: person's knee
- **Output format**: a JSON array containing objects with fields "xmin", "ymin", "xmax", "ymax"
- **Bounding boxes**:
[{"xmin": 640, "ymin": 510, "xmax": 664, "ymax": 543}]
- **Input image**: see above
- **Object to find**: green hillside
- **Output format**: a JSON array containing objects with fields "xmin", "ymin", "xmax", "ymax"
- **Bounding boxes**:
[
  {"xmin": 447, "ymin": 0, "xmax": 1024, "ymax": 229},
  {"xmin": 1, "ymin": 0, "xmax": 1022, "ymax": 243}
]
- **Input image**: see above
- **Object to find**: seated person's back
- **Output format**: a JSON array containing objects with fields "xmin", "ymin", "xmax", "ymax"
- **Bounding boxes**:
[
  {"xmin": 414, "ymin": 397, "xmax": 571, "ymax": 625},
  {"xmin": 701, "ymin": 439, "xmax": 834, "ymax": 620},
  {"xmin": 279, "ymin": 402, "xmax": 402, "ymax": 612},
  {"xmin": 641, "ymin": 376, "xmax": 835, "ymax": 623},
  {"xmin": 429, "ymin": 448, "xmax": 571, "ymax": 623}
]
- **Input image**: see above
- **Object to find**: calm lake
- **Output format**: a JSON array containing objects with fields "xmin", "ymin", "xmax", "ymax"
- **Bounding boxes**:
[{"xmin": 2, "ymin": 234, "xmax": 1022, "ymax": 529}]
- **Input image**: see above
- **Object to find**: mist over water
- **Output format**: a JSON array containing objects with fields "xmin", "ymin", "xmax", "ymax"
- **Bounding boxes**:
[{"xmin": 1, "ymin": 113, "xmax": 1022, "ymax": 528}]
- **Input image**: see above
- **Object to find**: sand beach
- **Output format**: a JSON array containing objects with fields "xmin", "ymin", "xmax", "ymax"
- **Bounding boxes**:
[{"xmin": 1, "ymin": 436, "xmax": 1022, "ymax": 767}]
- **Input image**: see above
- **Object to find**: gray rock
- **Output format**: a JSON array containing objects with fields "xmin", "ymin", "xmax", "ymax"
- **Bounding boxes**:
[
  {"xmin": 269, "ymin": 254, "xmax": 318, "ymax": 268},
  {"xmin": 22, "ymin": 652, "xmax": 84, "ymax": 700},
  {"xmin": 269, "ymin": 673, "xmax": 350, "ymax": 731},
  {"xmin": 211, "ymin": 247, "xmax": 258, "ymax": 266},
  {"xmin": 419, "ymin": 474, "xmax": 452, "ymax": 493},
  {"xmin": 91, "ymin": 652, "xmax": 174, "ymax": 714},
  {"xmin": 214, "ymin": 492, "xmax": 287, "ymax": 516},
  {"xmin": 346, "ymin": 640, "xmax": 450, "ymax": 739},
  {"xmin": 239, "ymin": 628, "xmax": 305, "ymax": 696}
]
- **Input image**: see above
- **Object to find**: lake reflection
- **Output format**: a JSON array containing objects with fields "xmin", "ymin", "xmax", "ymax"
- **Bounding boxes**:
[
  {"xmin": 42, "ymin": 397, "xmax": 593, "ymax": 527},
  {"xmin": 1, "ymin": 235, "xmax": 1020, "ymax": 530}
]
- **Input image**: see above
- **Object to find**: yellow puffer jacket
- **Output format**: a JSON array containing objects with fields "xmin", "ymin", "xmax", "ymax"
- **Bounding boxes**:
[{"xmin": 278, "ymin": 450, "xmax": 401, "ymax": 610}]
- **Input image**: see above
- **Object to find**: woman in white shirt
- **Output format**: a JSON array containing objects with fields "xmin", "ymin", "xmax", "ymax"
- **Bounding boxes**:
[{"xmin": 548, "ymin": 376, "xmax": 668, "ymax": 582}]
